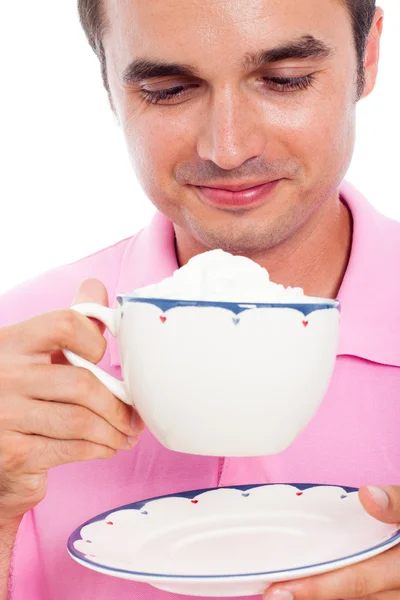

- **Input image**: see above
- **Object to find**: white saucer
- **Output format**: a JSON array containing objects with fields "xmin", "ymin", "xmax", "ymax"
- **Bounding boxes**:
[{"xmin": 68, "ymin": 484, "xmax": 400, "ymax": 597}]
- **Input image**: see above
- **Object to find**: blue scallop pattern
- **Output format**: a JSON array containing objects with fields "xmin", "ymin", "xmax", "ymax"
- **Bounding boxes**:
[{"xmin": 117, "ymin": 297, "xmax": 339, "ymax": 318}]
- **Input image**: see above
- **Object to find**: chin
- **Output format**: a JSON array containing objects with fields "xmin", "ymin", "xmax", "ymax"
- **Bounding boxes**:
[{"xmin": 185, "ymin": 220, "xmax": 278, "ymax": 255}]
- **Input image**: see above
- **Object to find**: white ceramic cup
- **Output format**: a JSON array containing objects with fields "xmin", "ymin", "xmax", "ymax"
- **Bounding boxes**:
[{"xmin": 64, "ymin": 296, "xmax": 340, "ymax": 457}]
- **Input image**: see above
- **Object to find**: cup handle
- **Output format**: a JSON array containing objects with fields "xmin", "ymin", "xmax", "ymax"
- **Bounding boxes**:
[{"xmin": 62, "ymin": 303, "xmax": 130, "ymax": 405}]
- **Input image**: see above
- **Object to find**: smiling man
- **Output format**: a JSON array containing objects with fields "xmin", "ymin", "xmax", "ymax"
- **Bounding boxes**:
[
  {"xmin": 0, "ymin": 1, "xmax": 400, "ymax": 599},
  {"xmin": 101, "ymin": 0, "xmax": 358, "ymax": 299}
]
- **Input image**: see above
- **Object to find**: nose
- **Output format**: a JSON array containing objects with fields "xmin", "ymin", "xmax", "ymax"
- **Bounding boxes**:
[{"xmin": 196, "ymin": 87, "xmax": 266, "ymax": 171}]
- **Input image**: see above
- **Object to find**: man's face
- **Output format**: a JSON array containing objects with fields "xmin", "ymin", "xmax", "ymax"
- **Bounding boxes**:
[{"xmin": 103, "ymin": 0, "xmax": 362, "ymax": 255}]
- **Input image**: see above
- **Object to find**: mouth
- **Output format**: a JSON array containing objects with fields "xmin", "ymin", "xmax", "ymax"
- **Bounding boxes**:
[{"xmin": 193, "ymin": 179, "xmax": 282, "ymax": 210}]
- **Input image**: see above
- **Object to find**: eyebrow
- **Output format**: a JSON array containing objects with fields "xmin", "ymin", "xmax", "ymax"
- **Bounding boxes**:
[
  {"xmin": 122, "ymin": 35, "xmax": 334, "ymax": 84},
  {"xmin": 243, "ymin": 35, "xmax": 335, "ymax": 69},
  {"xmin": 122, "ymin": 60, "xmax": 199, "ymax": 84}
]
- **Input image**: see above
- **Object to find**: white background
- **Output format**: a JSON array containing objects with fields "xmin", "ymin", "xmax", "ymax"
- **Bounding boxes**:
[{"xmin": 0, "ymin": 1, "xmax": 398, "ymax": 295}]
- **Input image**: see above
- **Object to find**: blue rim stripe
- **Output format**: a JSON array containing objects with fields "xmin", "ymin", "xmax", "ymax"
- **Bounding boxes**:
[
  {"xmin": 68, "ymin": 483, "xmax": 400, "ymax": 580},
  {"xmin": 117, "ymin": 297, "xmax": 340, "ymax": 317}
]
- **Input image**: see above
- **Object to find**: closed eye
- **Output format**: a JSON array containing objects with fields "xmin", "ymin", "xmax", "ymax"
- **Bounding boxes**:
[
  {"xmin": 263, "ymin": 74, "xmax": 316, "ymax": 92},
  {"xmin": 140, "ymin": 74, "xmax": 315, "ymax": 105},
  {"xmin": 141, "ymin": 84, "xmax": 199, "ymax": 105}
]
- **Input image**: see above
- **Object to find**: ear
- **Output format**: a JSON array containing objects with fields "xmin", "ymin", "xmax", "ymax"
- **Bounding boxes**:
[{"xmin": 360, "ymin": 7, "xmax": 384, "ymax": 99}]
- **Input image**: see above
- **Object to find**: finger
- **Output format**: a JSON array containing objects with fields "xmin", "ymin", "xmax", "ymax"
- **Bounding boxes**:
[
  {"xmin": 356, "ymin": 592, "xmax": 400, "ymax": 600},
  {"xmin": 359, "ymin": 486, "xmax": 400, "ymax": 524},
  {"xmin": 8, "ymin": 398, "xmax": 135, "ymax": 451},
  {"xmin": 0, "ymin": 431, "xmax": 120, "ymax": 473},
  {"xmin": 0, "ymin": 309, "xmax": 107, "ymax": 362},
  {"xmin": 263, "ymin": 544, "xmax": 400, "ymax": 600},
  {"xmin": 4, "ymin": 363, "xmax": 144, "ymax": 436}
]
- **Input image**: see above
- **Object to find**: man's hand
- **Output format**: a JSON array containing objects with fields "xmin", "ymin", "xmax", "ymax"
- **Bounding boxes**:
[
  {"xmin": 263, "ymin": 486, "xmax": 400, "ymax": 600},
  {"xmin": 0, "ymin": 279, "xmax": 144, "ymax": 524}
]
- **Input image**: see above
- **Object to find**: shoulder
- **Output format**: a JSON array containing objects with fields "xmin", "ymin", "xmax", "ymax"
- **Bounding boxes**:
[
  {"xmin": 372, "ymin": 208, "xmax": 400, "ymax": 268},
  {"xmin": 378, "ymin": 211, "xmax": 400, "ymax": 239},
  {"xmin": 0, "ymin": 234, "xmax": 140, "ymax": 328}
]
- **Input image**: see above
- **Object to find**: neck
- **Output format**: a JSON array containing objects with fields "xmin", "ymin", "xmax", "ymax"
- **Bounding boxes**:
[{"xmin": 175, "ymin": 193, "xmax": 353, "ymax": 300}]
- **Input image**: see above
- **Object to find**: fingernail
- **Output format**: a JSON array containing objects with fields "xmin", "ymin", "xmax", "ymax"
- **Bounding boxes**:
[
  {"xmin": 127, "ymin": 436, "xmax": 138, "ymax": 448},
  {"xmin": 267, "ymin": 591, "xmax": 294, "ymax": 600},
  {"xmin": 367, "ymin": 486, "xmax": 389, "ymax": 509}
]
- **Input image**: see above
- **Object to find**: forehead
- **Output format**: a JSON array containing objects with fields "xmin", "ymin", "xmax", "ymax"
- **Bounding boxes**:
[{"xmin": 103, "ymin": 0, "xmax": 350, "ymax": 67}]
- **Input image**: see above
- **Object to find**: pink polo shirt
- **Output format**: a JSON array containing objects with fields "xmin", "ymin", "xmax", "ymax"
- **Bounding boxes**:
[{"xmin": 1, "ymin": 181, "xmax": 399, "ymax": 600}]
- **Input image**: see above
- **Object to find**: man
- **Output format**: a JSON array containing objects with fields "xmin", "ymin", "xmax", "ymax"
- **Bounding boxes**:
[{"xmin": 0, "ymin": 0, "xmax": 399, "ymax": 598}]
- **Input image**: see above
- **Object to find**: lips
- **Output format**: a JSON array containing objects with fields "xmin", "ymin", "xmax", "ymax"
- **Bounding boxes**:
[{"xmin": 195, "ymin": 180, "xmax": 281, "ymax": 209}]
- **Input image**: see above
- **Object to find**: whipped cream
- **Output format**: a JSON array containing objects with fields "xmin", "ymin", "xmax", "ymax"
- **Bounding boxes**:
[{"xmin": 134, "ymin": 250, "xmax": 321, "ymax": 303}]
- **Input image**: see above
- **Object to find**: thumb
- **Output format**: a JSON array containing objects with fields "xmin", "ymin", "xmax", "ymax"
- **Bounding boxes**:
[
  {"xmin": 358, "ymin": 485, "xmax": 400, "ymax": 524},
  {"xmin": 72, "ymin": 277, "xmax": 109, "ymax": 307},
  {"xmin": 51, "ymin": 279, "xmax": 109, "ymax": 366},
  {"xmin": 72, "ymin": 278, "xmax": 109, "ymax": 335}
]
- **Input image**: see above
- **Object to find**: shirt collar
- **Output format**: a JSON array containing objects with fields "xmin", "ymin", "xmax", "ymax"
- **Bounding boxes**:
[
  {"xmin": 109, "ymin": 182, "xmax": 400, "ymax": 367},
  {"xmin": 337, "ymin": 181, "xmax": 400, "ymax": 366}
]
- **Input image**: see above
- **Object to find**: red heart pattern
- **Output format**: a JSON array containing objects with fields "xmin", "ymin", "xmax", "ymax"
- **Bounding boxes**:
[{"xmin": 160, "ymin": 316, "xmax": 167, "ymax": 324}]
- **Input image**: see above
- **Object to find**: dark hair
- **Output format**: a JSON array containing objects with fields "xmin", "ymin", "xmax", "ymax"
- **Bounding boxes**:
[
  {"xmin": 78, "ymin": 0, "xmax": 376, "ymax": 98},
  {"xmin": 343, "ymin": 0, "xmax": 377, "ymax": 95}
]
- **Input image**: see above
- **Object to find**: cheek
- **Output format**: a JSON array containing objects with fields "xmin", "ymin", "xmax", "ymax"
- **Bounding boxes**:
[
  {"xmin": 309, "ymin": 98, "xmax": 356, "ymax": 177},
  {"xmin": 266, "ymin": 92, "xmax": 356, "ymax": 175},
  {"xmin": 123, "ymin": 107, "xmax": 194, "ymax": 182}
]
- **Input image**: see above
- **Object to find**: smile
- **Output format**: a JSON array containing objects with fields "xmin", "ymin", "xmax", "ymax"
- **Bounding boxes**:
[{"xmin": 194, "ymin": 180, "xmax": 282, "ymax": 209}]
